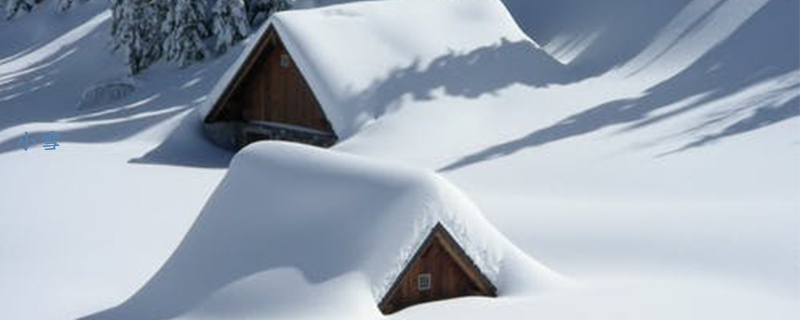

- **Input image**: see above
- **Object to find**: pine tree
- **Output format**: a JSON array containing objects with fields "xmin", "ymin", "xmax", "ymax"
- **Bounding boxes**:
[
  {"xmin": 163, "ymin": 0, "xmax": 208, "ymax": 67},
  {"xmin": 148, "ymin": 0, "xmax": 170, "ymax": 62},
  {"xmin": 245, "ymin": 0, "xmax": 289, "ymax": 26},
  {"xmin": 211, "ymin": 0, "xmax": 249, "ymax": 54},
  {"xmin": 5, "ymin": 0, "xmax": 40, "ymax": 20},
  {"xmin": 111, "ymin": 0, "xmax": 166, "ymax": 74},
  {"xmin": 111, "ymin": 0, "xmax": 147, "ymax": 74},
  {"xmin": 110, "ymin": 0, "xmax": 124, "ymax": 37}
]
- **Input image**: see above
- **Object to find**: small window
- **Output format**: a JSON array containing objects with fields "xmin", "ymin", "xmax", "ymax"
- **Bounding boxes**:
[
  {"xmin": 417, "ymin": 273, "xmax": 431, "ymax": 291},
  {"xmin": 280, "ymin": 54, "xmax": 290, "ymax": 67}
]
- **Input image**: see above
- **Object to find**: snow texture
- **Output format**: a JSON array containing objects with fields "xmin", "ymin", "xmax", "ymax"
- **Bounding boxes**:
[
  {"xmin": 4, "ymin": 0, "xmax": 36, "ymax": 20},
  {"xmin": 163, "ymin": 0, "xmax": 209, "ymax": 68},
  {"xmin": 211, "ymin": 0, "xmax": 250, "ymax": 54},
  {"xmin": 76, "ymin": 79, "xmax": 135, "ymax": 109},
  {"xmin": 58, "ymin": 0, "xmax": 75, "ymax": 12},
  {"xmin": 199, "ymin": 0, "xmax": 567, "ymax": 138},
  {"xmin": 111, "ymin": 0, "xmax": 168, "ymax": 74},
  {"xmin": 0, "ymin": 0, "xmax": 798, "ymax": 319},
  {"xmin": 83, "ymin": 141, "xmax": 563, "ymax": 319}
]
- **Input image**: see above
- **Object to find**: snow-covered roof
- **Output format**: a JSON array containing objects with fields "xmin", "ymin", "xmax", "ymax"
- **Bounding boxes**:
[
  {"xmin": 200, "ymin": 0, "xmax": 543, "ymax": 138},
  {"xmin": 106, "ymin": 141, "xmax": 560, "ymax": 316}
]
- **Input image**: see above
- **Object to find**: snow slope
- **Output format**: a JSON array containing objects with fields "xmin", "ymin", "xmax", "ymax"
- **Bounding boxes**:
[
  {"xmin": 0, "ymin": 0, "xmax": 798, "ymax": 319},
  {"xmin": 84, "ymin": 141, "xmax": 563, "ymax": 319}
]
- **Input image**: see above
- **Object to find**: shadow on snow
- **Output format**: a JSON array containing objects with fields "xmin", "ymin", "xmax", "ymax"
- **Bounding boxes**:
[{"xmin": 441, "ymin": 0, "xmax": 799, "ymax": 172}]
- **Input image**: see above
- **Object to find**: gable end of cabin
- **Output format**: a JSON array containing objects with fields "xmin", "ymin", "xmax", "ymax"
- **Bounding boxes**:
[
  {"xmin": 378, "ymin": 223, "xmax": 497, "ymax": 314},
  {"xmin": 204, "ymin": 26, "xmax": 337, "ymax": 150}
]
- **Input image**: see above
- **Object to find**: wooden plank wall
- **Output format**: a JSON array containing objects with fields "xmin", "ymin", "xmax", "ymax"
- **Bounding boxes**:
[
  {"xmin": 381, "ymin": 239, "xmax": 484, "ymax": 313},
  {"xmin": 229, "ymin": 32, "xmax": 332, "ymax": 133}
]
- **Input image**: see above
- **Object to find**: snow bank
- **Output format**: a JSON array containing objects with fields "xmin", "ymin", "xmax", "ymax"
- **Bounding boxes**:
[
  {"xmin": 83, "ymin": 141, "xmax": 562, "ymax": 319},
  {"xmin": 199, "ymin": 0, "xmax": 566, "ymax": 138}
]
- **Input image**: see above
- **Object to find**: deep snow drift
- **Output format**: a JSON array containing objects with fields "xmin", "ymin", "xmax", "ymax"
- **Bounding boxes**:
[{"xmin": 83, "ymin": 141, "xmax": 563, "ymax": 319}]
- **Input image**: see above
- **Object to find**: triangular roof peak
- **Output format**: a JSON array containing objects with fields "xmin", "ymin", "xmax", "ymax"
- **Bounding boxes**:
[{"xmin": 378, "ymin": 222, "xmax": 497, "ymax": 314}]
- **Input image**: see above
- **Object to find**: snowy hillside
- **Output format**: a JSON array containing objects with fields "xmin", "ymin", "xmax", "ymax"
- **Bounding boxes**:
[{"xmin": 1, "ymin": 0, "xmax": 798, "ymax": 319}]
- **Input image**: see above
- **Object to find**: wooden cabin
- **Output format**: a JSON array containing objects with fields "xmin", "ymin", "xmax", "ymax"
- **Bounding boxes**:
[
  {"xmin": 203, "ymin": 26, "xmax": 337, "ymax": 150},
  {"xmin": 201, "ymin": 0, "xmax": 547, "ymax": 151},
  {"xmin": 378, "ymin": 223, "xmax": 497, "ymax": 314}
]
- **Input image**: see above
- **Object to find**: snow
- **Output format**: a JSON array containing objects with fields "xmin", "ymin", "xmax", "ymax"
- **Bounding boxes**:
[
  {"xmin": 84, "ymin": 141, "xmax": 563, "ymax": 319},
  {"xmin": 0, "ymin": 0, "xmax": 798, "ymax": 319},
  {"xmin": 211, "ymin": 0, "xmax": 250, "ymax": 54},
  {"xmin": 200, "ymin": 0, "xmax": 566, "ymax": 138},
  {"xmin": 163, "ymin": 0, "xmax": 209, "ymax": 68},
  {"xmin": 77, "ymin": 79, "xmax": 135, "ymax": 109}
]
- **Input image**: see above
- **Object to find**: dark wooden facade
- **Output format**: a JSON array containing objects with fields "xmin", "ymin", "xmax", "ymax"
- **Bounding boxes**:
[
  {"xmin": 378, "ymin": 223, "xmax": 497, "ymax": 314},
  {"xmin": 204, "ymin": 26, "xmax": 336, "ymax": 148}
]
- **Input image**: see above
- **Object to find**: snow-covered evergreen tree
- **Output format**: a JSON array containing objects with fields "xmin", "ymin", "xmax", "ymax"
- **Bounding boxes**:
[
  {"xmin": 111, "ymin": 0, "xmax": 166, "ymax": 74},
  {"xmin": 211, "ymin": 0, "xmax": 249, "ymax": 54},
  {"xmin": 163, "ymin": 0, "xmax": 208, "ymax": 67},
  {"xmin": 148, "ymin": 0, "xmax": 170, "ymax": 61},
  {"xmin": 5, "ymin": 0, "xmax": 40, "ymax": 20},
  {"xmin": 245, "ymin": 0, "xmax": 289, "ymax": 26},
  {"xmin": 110, "ymin": 0, "xmax": 124, "ymax": 35}
]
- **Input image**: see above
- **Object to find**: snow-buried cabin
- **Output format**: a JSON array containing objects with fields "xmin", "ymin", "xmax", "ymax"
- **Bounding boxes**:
[
  {"xmin": 201, "ymin": 0, "xmax": 554, "ymax": 149},
  {"xmin": 87, "ymin": 142, "xmax": 560, "ymax": 318},
  {"xmin": 379, "ymin": 222, "xmax": 496, "ymax": 314}
]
